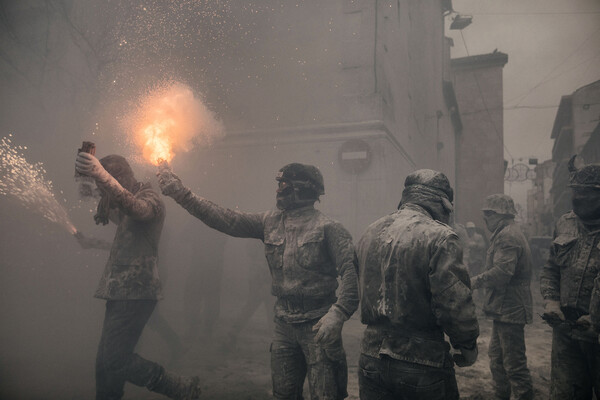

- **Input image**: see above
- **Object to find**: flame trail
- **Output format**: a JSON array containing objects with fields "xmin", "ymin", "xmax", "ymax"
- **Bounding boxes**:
[
  {"xmin": 0, "ymin": 135, "xmax": 76, "ymax": 234},
  {"xmin": 126, "ymin": 82, "xmax": 224, "ymax": 165}
]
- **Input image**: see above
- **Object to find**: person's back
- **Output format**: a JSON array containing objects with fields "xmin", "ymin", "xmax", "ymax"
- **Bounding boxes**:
[
  {"xmin": 359, "ymin": 204, "xmax": 472, "ymax": 336},
  {"xmin": 356, "ymin": 169, "xmax": 478, "ymax": 400}
]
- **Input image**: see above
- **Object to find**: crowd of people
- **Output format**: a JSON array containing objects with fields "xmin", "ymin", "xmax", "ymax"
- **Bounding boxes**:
[{"xmin": 73, "ymin": 149, "xmax": 600, "ymax": 400}]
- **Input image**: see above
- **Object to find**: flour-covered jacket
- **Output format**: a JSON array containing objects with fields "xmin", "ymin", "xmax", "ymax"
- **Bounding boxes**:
[
  {"xmin": 542, "ymin": 211, "xmax": 600, "ymax": 332},
  {"xmin": 472, "ymin": 219, "xmax": 533, "ymax": 324},
  {"xmin": 94, "ymin": 183, "xmax": 165, "ymax": 300},
  {"xmin": 169, "ymin": 188, "xmax": 359, "ymax": 323},
  {"xmin": 356, "ymin": 203, "xmax": 479, "ymax": 368}
]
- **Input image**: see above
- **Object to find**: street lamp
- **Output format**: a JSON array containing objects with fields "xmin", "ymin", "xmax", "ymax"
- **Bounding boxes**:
[{"xmin": 450, "ymin": 14, "xmax": 472, "ymax": 30}]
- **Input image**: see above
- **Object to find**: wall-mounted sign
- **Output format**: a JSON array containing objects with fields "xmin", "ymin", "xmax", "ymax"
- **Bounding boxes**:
[{"xmin": 338, "ymin": 139, "xmax": 372, "ymax": 174}]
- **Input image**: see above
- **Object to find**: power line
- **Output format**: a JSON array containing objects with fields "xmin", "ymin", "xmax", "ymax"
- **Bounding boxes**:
[
  {"xmin": 471, "ymin": 11, "xmax": 600, "ymax": 16},
  {"xmin": 459, "ymin": 105, "xmax": 559, "ymax": 116},
  {"xmin": 460, "ymin": 30, "xmax": 515, "ymax": 161},
  {"xmin": 509, "ymin": 50, "xmax": 600, "ymax": 105},
  {"xmin": 506, "ymin": 26, "xmax": 600, "ymax": 106}
]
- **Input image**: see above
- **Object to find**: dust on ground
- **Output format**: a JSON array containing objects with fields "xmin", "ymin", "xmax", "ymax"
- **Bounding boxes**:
[{"xmin": 126, "ymin": 283, "xmax": 552, "ymax": 400}]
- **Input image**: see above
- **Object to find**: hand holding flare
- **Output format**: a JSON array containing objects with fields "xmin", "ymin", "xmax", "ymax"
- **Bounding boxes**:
[
  {"xmin": 75, "ymin": 152, "xmax": 106, "ymax": 179},
  {"xmin": 156, "ymin": 159, "xmax": 184, "ymax": 196},
  {"xmin": 127, "ymin": 82, "xmax": 224, "ymax": 167}
]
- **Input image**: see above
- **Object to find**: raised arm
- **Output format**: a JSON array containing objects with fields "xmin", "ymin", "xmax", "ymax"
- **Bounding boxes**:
[
  {"xmin": 157, "ymin": 161, "xmax": 264, "ymax": 239},
  {"xmin": 75, "ymin": 152, "xmax": 158, "ymax": 221},
  {"xmin": 73, "ymin": 231, "xmax": 112, "ymax": 250}
]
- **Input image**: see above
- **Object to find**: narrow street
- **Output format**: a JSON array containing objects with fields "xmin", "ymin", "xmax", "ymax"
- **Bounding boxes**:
[{"xmin": 126, "ymin": 287, "xmax": 552, "ymax": 400}]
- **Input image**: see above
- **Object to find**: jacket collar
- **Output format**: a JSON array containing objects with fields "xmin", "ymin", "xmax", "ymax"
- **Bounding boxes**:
[
  {"xmin": 283, "ymin": 204, "xmax": 315, "ymax": 218},
  {"xmin": 490, "ymin": 218, "xmax": 513, "ymax": 242},
  {"xmin": 399, "ymin": 202, "xmax": 434, "ymax": 219}
]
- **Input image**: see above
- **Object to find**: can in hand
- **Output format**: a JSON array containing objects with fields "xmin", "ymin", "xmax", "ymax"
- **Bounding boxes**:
[
  {"xmin": 75, "ymin": 141, "xmax": 97, "ymax": 197},
  {"xmin": 79, "ymin": 141, "xmax": 96, "ymax": 156}
]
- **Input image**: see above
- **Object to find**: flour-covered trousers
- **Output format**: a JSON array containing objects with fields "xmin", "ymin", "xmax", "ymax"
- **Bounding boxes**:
[{"xmin": 270, "ymin": 318, "xmax": 348, "ymax": 400}]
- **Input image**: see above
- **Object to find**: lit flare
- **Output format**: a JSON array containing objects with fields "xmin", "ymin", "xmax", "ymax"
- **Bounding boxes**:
[{"xmin": 141, "ymin": 119, "xmax": 175, "ymax": 165}]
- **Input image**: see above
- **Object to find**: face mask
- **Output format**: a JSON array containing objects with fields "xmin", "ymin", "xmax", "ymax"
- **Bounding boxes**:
[
  {"xmin": 276, "ymin": 180, "xmax": 315, "ymax": 211},
  {"xmin": 483, "ymin": 211, "xmax": 504, "ymax": 233},
  {"xmin": 572, "ymin": 188, "xmax": 600, "ymax": 221},
  {"xmin": 276, "ymin": 180, "xmax": 297, "ymax": 210}
]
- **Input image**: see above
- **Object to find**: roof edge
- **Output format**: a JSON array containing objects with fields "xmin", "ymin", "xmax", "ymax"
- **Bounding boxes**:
[{"xmin": 451, "ymin": 51, "xmax": 508, "ymax": 69}]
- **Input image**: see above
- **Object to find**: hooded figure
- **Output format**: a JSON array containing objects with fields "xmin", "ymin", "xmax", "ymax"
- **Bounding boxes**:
[
  {"xmin": 74, "ymin": 152, "xmax": 201, "ymax": 400},
  {"xmin": 355, "ymin": 169, "xmax": 478, "ymax": 400}
]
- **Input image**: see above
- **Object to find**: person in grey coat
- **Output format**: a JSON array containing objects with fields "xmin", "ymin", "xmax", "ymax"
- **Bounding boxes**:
[
  {"xmin": 356, "ymin": 169, "xmax": 479, "ymax": 400},
  {"xmin": 471, "ymin": 194, "xmax": 533, "ymax": 400}
]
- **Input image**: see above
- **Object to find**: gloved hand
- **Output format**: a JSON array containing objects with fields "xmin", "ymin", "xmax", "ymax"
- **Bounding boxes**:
[
  {"xmin": 156, "ymin": 160, "xmax": 185, "ymax": 196},
  {"xmin": 75, "ymin": 152, "xmax": 109, "ymax": 180},
  {"xmin": 453, "ymin": 344, "xmax": 478, "ymax": 367},
  {"xmin": 542, "ymin": 300, "xmax": 565, "ymax": 326},
  {"xmin": 312, "ymin": 306, "xmax": 346, "ymax": 344},
  {"xmin": 576, "ymin": 314, "xmax": 592, "ymax": 331}
]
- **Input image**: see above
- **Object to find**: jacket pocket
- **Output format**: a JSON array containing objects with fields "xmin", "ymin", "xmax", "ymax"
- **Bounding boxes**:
[
  {"xmin": 264, "ymin": 234, "xmax": 284, "ymax": 270},
  {"xmin": 552, "ymin": 235, "xmax": 577, "ymax": 267},
  {"xmin": 296, "ymin": 230, "xmax": 325, "ymax": 269}
]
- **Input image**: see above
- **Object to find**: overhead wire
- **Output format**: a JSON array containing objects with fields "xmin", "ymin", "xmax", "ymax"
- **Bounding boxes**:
[
  {"xmin": 506, "ymin": 26, "xmax": 600, "ymax": 106},
  {"xmin": 471, "ymin": 11, "xmax": 600, "ymax": 16}
]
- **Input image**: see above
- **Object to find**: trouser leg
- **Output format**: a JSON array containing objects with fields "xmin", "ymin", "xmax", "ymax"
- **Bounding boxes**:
[
  {"xmin": 495, "ymin": 321, "xmax": 533, "ymax": 400},
  {"xmin": 489, "ymin": 321, "xmax": 511, "ymax": 400},
  {"xmin": 271, "ymin": 320, "xmax": 306, "ymax": 400},
  {"xmin": 96, "ymin": 300, "xmax": 163, "ymax": 400},
  {"xmin": 358, "ymin": 354, "xmax": 393, "ymax": 400},
  {"xmin": 587, "ymin": 340, "xmax": 600, "ymax": 399},
  {"xmin": 288, "ymin": 320, "xmax": 348, "ymax": 400},
  {"xmin": 304, "ymin": 339, "xmax": 348, "ymax": 400},
  {"xmin": 550, "ymin": 327, "xmax": 593, "ymax": 400}
]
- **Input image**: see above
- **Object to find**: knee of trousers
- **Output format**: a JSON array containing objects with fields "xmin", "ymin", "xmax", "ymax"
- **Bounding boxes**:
[
  {"xmin": 100, "ymin": 351, "xmax": 136, "ymax": 374},
  {"xmin": 307, "ymin": 344, "xmax": 348, "ymax": 400}
]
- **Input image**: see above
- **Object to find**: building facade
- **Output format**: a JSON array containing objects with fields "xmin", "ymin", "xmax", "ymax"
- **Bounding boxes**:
[
  {"xmin": 550, "ymin": 80, "xmax": 600, "ymax": 219},
  {"xmin": 187, "ymin": 0, "xmax": 461, "ymax": 238},
  {"xmin": 451, "ymin": 51, "xmax": 508, "ymax": 230}
]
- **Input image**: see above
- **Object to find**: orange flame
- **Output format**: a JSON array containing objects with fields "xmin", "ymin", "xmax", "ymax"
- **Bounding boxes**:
[
  {"xmin": 141, "ymin": 119, "xmax": 175, "ymax": 165},
  {"xmin": 128, "ymin": 82, "xmax": 224, "ymax": 166}
]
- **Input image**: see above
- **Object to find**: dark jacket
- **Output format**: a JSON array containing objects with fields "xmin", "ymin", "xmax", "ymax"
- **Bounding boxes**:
[
  {"xmin": 542, "ymin": 211, "xmax": 600, "ymax": 328},
  {"xmin": 356, "ymin": 203, "xmax": 479, "ymax": 368},
  {"xmin": 472, "ymin": 219, "xmax": 533, "ymax": 324},
  {"xmin": 169, "ymin": 189, "xmax": 359, "ymax": 323}
]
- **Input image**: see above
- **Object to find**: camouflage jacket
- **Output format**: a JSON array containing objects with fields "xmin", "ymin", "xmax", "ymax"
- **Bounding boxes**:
[
  {"xmin": 472, "ymin": 219, "xmax": 533, "ymax": 324},
  {"xmin": 94, "ymin": 182, "xmax": 165, "ymax": 300},
  {"xmin": 356, "ymin": 203, "xmax": 479, "ymax": 368},
  {"xmin": 541, "ymin": 211, "xmax": 600, "ymax": 325},
  {"xmin": 170, "ymin": 188, "xmax": 359, "ymax": 323}
]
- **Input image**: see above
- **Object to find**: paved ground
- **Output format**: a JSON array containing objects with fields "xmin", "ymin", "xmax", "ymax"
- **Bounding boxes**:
[{"xmin": 125, "ymin": 294, "xmax": 552, "ymax": 400}]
